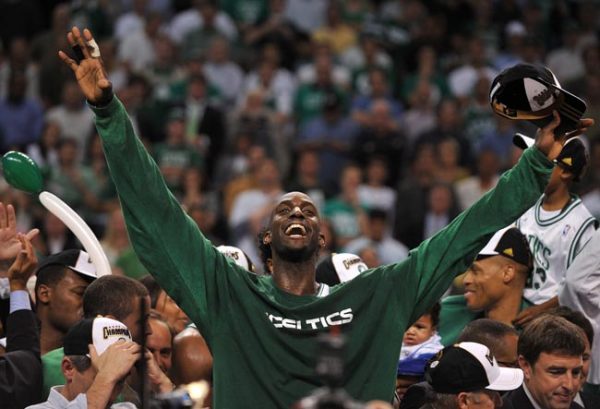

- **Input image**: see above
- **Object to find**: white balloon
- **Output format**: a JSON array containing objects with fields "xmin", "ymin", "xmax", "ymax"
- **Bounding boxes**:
[{"xmin": 39, "ymin": 191, "xmax": 112, "ymax": 276}]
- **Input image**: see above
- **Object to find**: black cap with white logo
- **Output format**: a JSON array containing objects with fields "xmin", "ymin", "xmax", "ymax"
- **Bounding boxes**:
[
  {"xmin": 490, "ymin": 63, "xmax": 586, "ymax": 136},
  {"xmin": 37, "ymin": 249, "xmax": 98, "ymax": 280},
  {"xmin": 554, "ymin": 137, "xmax": 588, "ymax": 181}
]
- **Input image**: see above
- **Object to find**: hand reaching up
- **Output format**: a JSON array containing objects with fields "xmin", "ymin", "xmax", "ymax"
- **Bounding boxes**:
[
  {"xmin": 58, "ymin": 27, "xmax": 113, "ymax": 106},
  {"xmin": 8, "ymin": 235, "xmax": 37, "ymax": 291},
  {"xmin": 0, "ymin": 203, "xmax": 39, "ymax": 262},
  {"xmin": 535, "ymin": 111, "xmax": 594, "ymax": 160}
]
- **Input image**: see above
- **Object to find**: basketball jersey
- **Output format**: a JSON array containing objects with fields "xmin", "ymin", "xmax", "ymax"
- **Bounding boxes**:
[{"xmin": 517, "ymin": 195, "xmax": 597, "ymax": 305}]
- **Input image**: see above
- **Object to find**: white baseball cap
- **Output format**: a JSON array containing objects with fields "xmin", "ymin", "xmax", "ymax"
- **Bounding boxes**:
[{"xmin": 64, "ymin": 316, "xmax": 132, "ymax": 356}]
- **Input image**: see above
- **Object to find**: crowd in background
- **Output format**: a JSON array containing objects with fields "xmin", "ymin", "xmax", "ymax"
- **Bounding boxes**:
[{"xmin": 1, "ymin": 0, "xmax": 600, "ymax": 408}]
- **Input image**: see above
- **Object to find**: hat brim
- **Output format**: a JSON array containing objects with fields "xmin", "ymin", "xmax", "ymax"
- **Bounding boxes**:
[
  {"xmin": 68, "ymin": 266, "xmax": 98, "ymax": 280},
  {"xmin": 486, "ymin": 367, "xmax": 524, "ymax": 391},
  {"xmin": 529, "ymin": 87, "xmax": 587, "ymax": 135},
  {"xmin": 513, "ymin": 133, "xmax": 535, "ymax": 149}
]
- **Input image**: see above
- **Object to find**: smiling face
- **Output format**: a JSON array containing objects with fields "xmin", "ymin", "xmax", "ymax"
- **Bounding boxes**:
[
  {"xmin": 462, "ymin": 257, "xmax": 509, "ymax": 312},
  {"xmin": 521, "ymin": 352, "xmax": 583, "ymax": 409},
  {"xmin": 267, "ymin": 192, "xmax": 324, "ymax": 263}
]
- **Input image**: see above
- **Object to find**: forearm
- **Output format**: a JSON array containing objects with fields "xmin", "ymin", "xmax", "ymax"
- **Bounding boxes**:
[{"xmin": 85, "ymin": 372, "xmax": 117, "ymax": 409}]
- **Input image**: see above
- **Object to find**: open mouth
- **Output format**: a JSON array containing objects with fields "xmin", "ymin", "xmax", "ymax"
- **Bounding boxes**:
[{"xmin": 285, "ymin": 223, "xmax": 307, "ymax": 238}]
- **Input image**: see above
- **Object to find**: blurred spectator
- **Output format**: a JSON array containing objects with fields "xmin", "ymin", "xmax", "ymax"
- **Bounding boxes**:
[
  {"xmin": 351, "ymin": 67, "xmax": 401, "ymax": 127},
  {"xmin": 546, "ymin": 22, "xmax": 585, "ymax": 85},
  {"xmin": 454, "ymin": 149, "xmax": 500, "ymax": 211},
  {"xmin": 222, "ymin": 144, "xmax": 266, "ymax": 217},
  {"xmin": 100, "ymin": 208, "xmax": 131, "ymax": 272},
  {"xmin": 312, "ymin": 1, "xmax": 357, "ymax": 56},
  {"xmin": 423, "ymin": 182, "xmax": 459, "ymax": 240},
  {"xmin": 285, "ymin": 149, "xmax": 326, "ymax": 213},
  {"xmin": 98, "ymin": 39, "xmax": 128, "ymax": 93},
  {"xmin": 140, "ymin": 274, "xmax": 190, "ymax": 335},
  {"xmin": 434, "ymin": 137, "xmax": 469, "ymax": 184},
  {"xmin": 175, "ymin": 0, "xmax": 238, "ymax": 60},
  {"xmin": 447, "ymin": 38, "xmax": 498, "ymax": 101},
  {"xmin": 323, "ymin": 164, "xmax": 365, "ymax": 247},
  {"xmin": 352, "ymin": 99, "xmax": 404, "ymax": 183},
  {"xmin": 296, "ymin": 43, "xmax": 351, "ymax": 90},
  {"xmin": 478, "ymin": 117, "xmax": 518, "ymax": 169},
  {"xmin": 0, "ymin": 37, "xmax": 39, "ymax": 101},
  {"xmin": 153, "ymin": 108, "xmax": 204, "ymax": 194},
  {"xmin": 179, "ymin": 167, "xmax": 217, "ymax": 213},
  {"xmin": 284, "ymin": 0, "xmax": 328, "ymax": 34},
  {"xmin": 30, "ymin": 4, "xmax": 71, "ymax": 69},
  {"xmin": 345, "ymin": 209, "xmax": 408, "ymax": 267},
  {"xmin": 402, "ymin": 80, "xmax": 437, "ymax": 144},
  {"xmin": 37, "ymin": 211, "xmax": 82, "ymax": 256},
  {"xmin": 503, "ymin": 315, "xmax": 586, "ymax": 409},
  {"xmin": 342, "ymin": 35, "xmax": 392, "ymax": 95},
  {"xmin": 45, "ymin": 82, "xmax": 95, "ymax": 160},
  {"xmin": 493, "ymin": 21, "xmax": 528, "ymax": 71},
  {"xmin": 0, "ymin": 70, "xmax": 44, "ymax": 151},
  {"xmin": 400, "ymin": 45, "xmax": 448, "ymax": 106},
  {"xmin": 146, "ymin": 34, "xmax": 186, "ymax": 101},
  {"xmin": 114, "ymin": 0, "xmax": 148, "ymax": 40},
  {"xmin": 438, "ymin": 226, "xmax": 532, "ymax": 345},
  {"xmin": 457, "ymin": 319, "xmax": 519, "ymax": 369},
  {"xmin": 297, "ymin": 91, "xmax": 358, "ymax": 192},
  {"xmin": 229, "ymin": 89, "xmax": 277, "ymax": 158},
  {"xmin": 393, "ymin": 144, "xmax": 438, "ymax": 249},
  {"xmin": 357, "ymin": 156, "xmax": 396, "ymax": 217},
  {"xmin": 203, "ymin": 36, "xmax": 244, "ymax": 105},
  {"xmin": 241, "ymin": 59, "xmax": 297, "ymax": 119},
  {"xmin": 117, "ymin": 11, "xmax": 162, "ymax": 73},
  {"xmin": 34, "ymin": 250, "xmax": 97, "ymax": 355},
  {"xmin": 26, "ymin": 121, "xmax": 61, "ymax": 171},
  {"xmin": 463, "ymin": 74, "xmax": 496, "ymax": 148},
  {"xmin": 187, "ymin": 199, "xmax": 222, "ymax": 245}
]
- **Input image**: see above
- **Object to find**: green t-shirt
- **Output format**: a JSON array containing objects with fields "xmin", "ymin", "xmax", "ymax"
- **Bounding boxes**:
[
  {"xmin": 42, "ymin": 347, "xmax": 65, "ymax": 400},
  {"xmin": 91, "ymin": 96, "xmax": 552, "ymax": 408},
  {"xmin": 323, "ymin": 199, "xmax": 363, "ymax": 241},
  {"xmin": 438, "ymin": 295, "xmax": 533, "ymax": 346},
  {"xmin": 221, "ymin": 0, "xmax": 268, "ymax": 25}
]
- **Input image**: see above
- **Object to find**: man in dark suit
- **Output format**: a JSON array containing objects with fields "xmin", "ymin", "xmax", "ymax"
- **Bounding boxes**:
[
  {"xmin": 0, "ymin": 233, "xmax": 42, "ymax": 408},
  {"xmin": 502, "ymin": 314, "xmax": 587, "ymax": 409}
]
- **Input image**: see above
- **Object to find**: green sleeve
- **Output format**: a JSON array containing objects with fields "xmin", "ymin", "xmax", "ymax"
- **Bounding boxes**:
[
  {"xmin": 91, "ymin": 97, "xmax": 236, "ymax": 341},
  {"xmin": 378, "ymin": 147, "xmax": 553, "ymax": 326},
  {"xmin": 438, "ymin": 295, "xmax": 478, "ymax": 346}
]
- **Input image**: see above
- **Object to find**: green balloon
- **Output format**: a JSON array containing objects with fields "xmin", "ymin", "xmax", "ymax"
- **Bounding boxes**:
[{"xmin": 2, "ymin": 151, "xmax": 43, "ymax": 194}]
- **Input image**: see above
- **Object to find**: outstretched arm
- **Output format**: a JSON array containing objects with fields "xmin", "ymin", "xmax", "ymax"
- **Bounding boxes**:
[{"xmin": 58, "ymin": 28, "xmax": 238, "ymax": 340}]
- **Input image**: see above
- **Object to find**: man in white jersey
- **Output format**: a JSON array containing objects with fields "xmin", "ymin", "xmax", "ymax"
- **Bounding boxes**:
[{"xmin": 514, "ymin": 137, "xmax": 598, "ymax": 327}]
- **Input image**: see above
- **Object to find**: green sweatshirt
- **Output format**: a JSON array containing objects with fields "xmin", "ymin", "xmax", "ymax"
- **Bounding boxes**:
[{"xmin": 92, "ymin": 97, "xmax": 552, "ymax": 408}]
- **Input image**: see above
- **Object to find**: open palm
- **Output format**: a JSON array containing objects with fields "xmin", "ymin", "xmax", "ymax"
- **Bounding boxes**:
[{"xmin": 0, "ymin": 203, "xmax": 39, "ymax": 261}]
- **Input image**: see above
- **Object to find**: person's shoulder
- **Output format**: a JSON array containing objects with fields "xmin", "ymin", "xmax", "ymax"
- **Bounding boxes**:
[{"xmin": 42, "ymin": 347, "xmax": 64, "ymax": 361}]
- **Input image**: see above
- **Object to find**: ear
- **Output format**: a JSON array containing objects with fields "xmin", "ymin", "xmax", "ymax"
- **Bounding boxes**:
[
  {"xmin": 456, "ymin": 392, "xmax": 469, "ymax": 409},
  {"xmin": 502, "ymin": 263, "xmax": 516, "ymax": 284},
  {"xmin": 318, "ymin": 233, "xmax": 326, "ymax": 249},
  {"xmin": 62, "ymin": 357, "xmax": 75, "ymax": 383},
  {"xmin": 519, "ymin": 356, "xmax": 532, "ymax": 380},
  {"xmin": 36, "ymin": 284, "xmax": 52, "ymax": 305},
  {"xmin": 263, "ymin": 230, "xmax": 271, "ymax": 245}
]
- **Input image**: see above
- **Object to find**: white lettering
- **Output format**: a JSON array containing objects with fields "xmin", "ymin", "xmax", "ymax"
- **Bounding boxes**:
[{"xmin": 265, "ymin": 308, "xmax": 354, "ymax": 331}]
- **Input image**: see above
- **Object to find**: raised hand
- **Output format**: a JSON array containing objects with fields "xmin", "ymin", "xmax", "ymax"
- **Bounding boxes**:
[
  {"xmin": 8, "ymin": 235, "xmax": 38, "ymax": 291},
  {"xmin": 535, "ymin": 111, "xmax": 594, "ymax": 160},
  {"xmin": 0, "ymin": 202, "xmax": 39, "ymax": 262},
  {"xmin": 58, "ymin": 27, "xmax": 113, "ymax": 106},
  {"xmin": 90, "ymin": 340, "xmax": 142, "ymax": 384}
]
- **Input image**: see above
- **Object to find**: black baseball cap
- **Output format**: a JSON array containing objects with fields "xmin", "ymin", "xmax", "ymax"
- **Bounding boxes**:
[
  {"xmin": 37, "ymin": 249, "xmax": 98, "ymax": 280},
  {"xmin": 490, "ymin": 63, "xmax": 586, "ymax": 136},
  {"xmin": 554, "ymin": 137, "xmax": 588, "ymax": 181},
  {"xmin": 476, "ymin": 226, "xmax": 532, "ymax": 269},
  {"xmin": 425, "ymin": 342, "xmax": 523, "ymax": 394}
]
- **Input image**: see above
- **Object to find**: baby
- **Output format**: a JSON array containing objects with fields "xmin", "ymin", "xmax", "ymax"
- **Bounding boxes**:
[{"xmin": 396, "ymin": 303, "xmax": 443, "ymax": 401}]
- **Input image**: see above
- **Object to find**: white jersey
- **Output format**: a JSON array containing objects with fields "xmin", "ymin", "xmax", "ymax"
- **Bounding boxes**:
[{"xmin": 516, "ymin": 195, "xmax": 597, "ymax": 305}]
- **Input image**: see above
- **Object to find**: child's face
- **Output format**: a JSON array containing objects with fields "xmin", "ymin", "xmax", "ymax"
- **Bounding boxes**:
[{"xmin": 403, "ymin": 314, "xmax": 435, "ymax": 346}]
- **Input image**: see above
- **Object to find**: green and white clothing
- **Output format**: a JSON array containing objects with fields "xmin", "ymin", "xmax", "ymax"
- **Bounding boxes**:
[
  {"xmin": 516, "ymin": 195, "xmax": 597, "ymax": 304},
  {"xmin": 91, "ymin": 96, "xmax": 552, "ymax": 408},
  {"xmin": 438, "ymin": 295, "xmax": 532, "ymax": 346}
]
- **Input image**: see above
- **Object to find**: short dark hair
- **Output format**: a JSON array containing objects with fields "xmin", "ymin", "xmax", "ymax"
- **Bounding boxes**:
[
  {"xmin": 457, "ymin": 319, "xmax": 518, "ymax": 357},
  {"xmin": 139, "ymin": 275, "xmax": 162, "ymax": 309},
  {"xmin": 35, "ymin": 264, "xmax": 68, "ymax": 296},
  {"xmin": 428, "ymin": 302, "xmax": 441, "ymax": 329},
  {"xmin": 83, "ymin": 275, "xmax": 148, "ymax": 321},
  {"xmin": 548, "ymin": 306, "xmax": 594, "ymax": 346},
  {"xmin": 518, "ymin": 315, "xmax": 586, "ymax": 365},
  {"xmin": 68, "ymin": 355, "xmax": 92, "ymax": 372}
]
